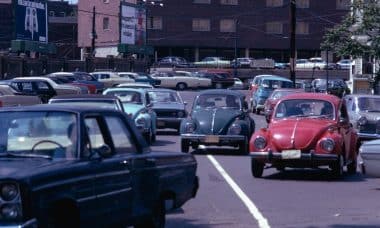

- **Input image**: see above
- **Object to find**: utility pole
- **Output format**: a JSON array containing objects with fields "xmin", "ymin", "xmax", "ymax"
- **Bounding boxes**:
[
  {"xmin": 91, "ymin": 6, "xmax": 96, "ymax": 57},
  {"xmin": 326, "ymin": 50, "xmax": 329, "ymax": 93},
  {"xmin": 289, "ymin": 0, "xmax": 296, "ymax": 86},
  {"xmin": 234, "ymin": 19, "xmax": 239, "ymax": 78}
]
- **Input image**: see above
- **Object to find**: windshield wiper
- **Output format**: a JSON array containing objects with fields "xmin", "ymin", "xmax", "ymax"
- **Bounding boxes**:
[{"xmin": 0, "ymin": 151, "xmax": 52, "ymax": 160}]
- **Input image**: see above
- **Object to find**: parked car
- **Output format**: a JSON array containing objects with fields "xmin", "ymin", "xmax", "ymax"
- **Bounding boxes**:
[
  {"xmin": 146, "ymin": 88, "xmax": 187, "ymax": 133},
  {"xmin": 263, "ymin": 88, "xmax": 304, "ymax": 122},
  {"xmin": 296, "ymin": 58, "xmax": 326, "ymax": 70},
  {"xmin": 0, "ymin": 85, "xmax": 42, "ymax": 107},
  {"xmin": 49, "ymin": 94, "xmax": 125, "ymax": 112},
  {"xmin": 250, "ymin": 92, "xmax": 358, "ymax": 178},
  {"xmin": 228, "ymin": 78, "xmax": 246, "ymax": 90},
  {"xmin": 336, "ymin": 59, "xmax": 354, "ymax": 70},
  {"xmin": 274, "ymin": 62, "xmax": 288, "ymax": 69},
  {"xmin": 150, "ymin": 71, "xmax": 199, "ymax": 90},
  {"xmin": 48, "ymin": 72, "xmax": 105, "ymax": 93},
  {"xmin": 295, "ymin": 79, "xmax": 313, "ymax": 92},
  {"xmin": 359, "ymin": 139, "xmax": 380, "ymax": 177},
  {"xmin": 180, "ymin": 89, "xmax": 255, "ymax": 154},
  {"xmin": 103, "ymin": 88, "xmax": 157, "ymax": 144},
  {"xmin": 174, "ymin": 70, "xmax": 212, "ymax": 88},
  {"xmin": 46, "ymin": 75, "xmax": 91, "ymax": 94},
  {"xmin": 157, "ymin": 56, "xmax": 193, "ymax": 68},
  {"xmin": 8, "ymin": 77, "xmax": 82, "ymax": 103},
  {"xmin": 0, "ymin": 105, "xmax": 198, "ymax": 227},
  {"xmin": 248, "ymin": 74, "xmax": 282, "ymax": 96},
  {"xmin": 344, "ymin": 94, "xmax": 380, "ymax": 142},
  {"xmin": 250, "ymin": 76, "xmax": 294, "ymax": 114},
  {"xmin": 230, "ymin": 57, "xmax": 254, "ymax": 68},
  {"xmin": 312, "ymin": 78, "xmax": 350, "ymax": 98},
  {"xmin": 116, "ymin": 82, "xmax": 154, "ymax": 89},
  {"xmin": 195, "ymin": 69, "xmax": 235, "ymax": 88},
  {"xmin": 91, "ymin": 71, "xmax": 134, "ymax": 88},
  {"xmin": 193, "ymin": 57, "xmax": 230, "ymax": 68},
  {"xmin": 118, "ymin": 72, "xmax": 161, "ymax": 87}
]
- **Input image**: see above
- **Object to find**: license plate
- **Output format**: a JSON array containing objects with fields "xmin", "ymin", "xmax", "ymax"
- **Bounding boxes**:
[
  {"xmin": 281, "ymin": 150, "xmax": 301, "ymax": 159},
  {"xmin": 205, "ymin": 135, "xmax": 219, "ymax": 143},
  {"xmin": 157, "ymin": 121, "xmax": 165, "ymax": 127}
]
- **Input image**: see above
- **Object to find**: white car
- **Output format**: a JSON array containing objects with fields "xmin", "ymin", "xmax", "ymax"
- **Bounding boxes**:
[
  {"xmin": 0, "ymin": 85, "xmax": 42, "ymax": 107},
  {"xmin": 296, "ymin": 58, "xmax": 326, "ymax": 70},
  {"xmin": 150, "ymin": 71, "xmax": 206, "ymax": 90},
  {"xmin": 174, "ymin": 71, "xmax": 212, "ymax": 88},
  {"xmin": 116, "ymin": 82, "xmax": 154, "ymax": 89},
  {"xmin": 91, "ymin": 71, "xmax": 134, "ymax": 88},
  {"xmin": 193, "ymin": 57, "xmax": 231, "ymax": 68},
  {"xmin": 11, "ymin": 77, "xmax": 82, "ymax": 95},
  {"xmin": 229, "ymin": 78, "xmax": 245, "ymax": 90},
  {"xmin": 336, "ymin": 59, "xmax": 354, "ymax": 70}
]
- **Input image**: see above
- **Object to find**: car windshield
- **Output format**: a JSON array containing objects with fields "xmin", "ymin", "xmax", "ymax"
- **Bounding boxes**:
[
  {"xmin": 275, "ymin": 99, "xmax": 335, "ymax": 119},
  {"xmin": 261, "ymin": 79, "xmax": 293, "ymax": 89},
  {"xmin": 356, "ymin": 97, "xmax": 380, "ymax": 112},
  {"xmin": 148, "ymin": 91, "xmax": 181, "ymax": 103},
  {"xmin": 50, "ymin": 100, "xmax": 119, "ymax": 110},
  {"xmin": 194, "ymin": 94, "xmax": 241, "ymax": 109},
  {"xmin": 0, "ymin": 111, "xmax": 78, "ymax": 159},
  {"xmin": 105, "ymin": 90, "xmax": 142, "ymax": 104}
]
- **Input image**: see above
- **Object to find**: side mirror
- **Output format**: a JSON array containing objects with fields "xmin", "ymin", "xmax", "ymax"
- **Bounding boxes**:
[{"xmin": 96, "ymin": 144, "xmax": 112, "ymax": 158}]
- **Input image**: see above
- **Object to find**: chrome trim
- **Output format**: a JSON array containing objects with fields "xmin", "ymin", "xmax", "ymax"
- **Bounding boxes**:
[
  {"xmin": 0, "ymin": 218, "xmax": 37, "ymax": 228},
  {"xmin": 358, "ymin": 132, "xmax": 380, "ymax": 139},
  {"xmin": 181, "ymin": 134, "xmax": 245, "ymax": 141},
  {"xmin": 211, "ymin": 109, "xmax": 216, "ymax": 133},
  {"xmin": 250, "ymin": 151, "xmax": 339, "ymax": 161},
  {"xmin": 77, "ymin": 187, "xmax": 132, "ymax": 203}
]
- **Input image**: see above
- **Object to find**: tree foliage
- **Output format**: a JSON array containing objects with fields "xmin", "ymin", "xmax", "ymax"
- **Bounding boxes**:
[{"xmin": 321, "ymin": 0, "xmax": 380, "ymax": 59}]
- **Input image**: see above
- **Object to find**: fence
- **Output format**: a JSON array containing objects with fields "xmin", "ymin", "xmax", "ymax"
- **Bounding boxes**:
[{"xmin": 0, "ymin": 55, "xmax": 148, "ymax": 79}]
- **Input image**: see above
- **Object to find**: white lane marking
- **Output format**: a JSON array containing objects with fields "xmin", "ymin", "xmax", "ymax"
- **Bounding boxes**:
[{"xmin": 207, "ymin": 155, "xmax": 271, "ymax": 228}]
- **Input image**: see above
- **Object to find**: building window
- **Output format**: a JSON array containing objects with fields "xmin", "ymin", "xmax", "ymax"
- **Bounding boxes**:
[
  {"xmin": 148, "ymin": 16, "xmax": 162, "ymax": 30},
  {"xmin": 193, "ymin": 0, "xmax": 211, "ymax": 4},
  {"xmin": 103, "ymin": 17, "xmax": 110, "ymax": 30},
  {"xmin": 266, "ymin": 22, "xmax": 283, "ymax": 34},
  {"xmin": 220, "ymin": 19, "xmax": 236, "ymax": 32},
  {"xmin": 296, "ymin": 0, "xmax": 309, "ymax": 8},
  {"xmin": 266, "ymin": 0, "xmax": 283, "ymax": 7},
  {"xmin": 221, "ymin": 0, "xmax": 238, "ymax": 5},
  {"xmin": 296, "ymin": 22, "xmax": 309, "ymax": 35},
  {"xmin": 49, "ymin": 11, "xmax": 55, "ymax": 17},
  {"xmin": 192, "ymin": 19, "xmax": 210, "ymax": 31},
  {"xmin": 336, "ymin": 0, "xmax": 350, "ymax": 10}
]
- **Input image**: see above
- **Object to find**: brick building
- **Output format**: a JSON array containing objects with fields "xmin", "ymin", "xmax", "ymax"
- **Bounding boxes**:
[{"xmin": 77, "ymin": 0, "xmax": 351, "ymax": 61}]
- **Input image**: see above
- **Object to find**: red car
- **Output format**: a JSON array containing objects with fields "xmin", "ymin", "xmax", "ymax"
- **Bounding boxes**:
[
  {"xmin": 250, "ymin": 93, "xmax": 358, "ymax": 178},
  {"xmin": 263, "ymin": 88, "xmax": 304, "ymax": 122}
]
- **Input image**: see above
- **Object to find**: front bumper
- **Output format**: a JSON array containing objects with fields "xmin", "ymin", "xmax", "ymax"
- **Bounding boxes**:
[
  {"xmin": 0, "ymin": 218, "xmax": 37, "ymax": 228},
  {"xmin": 358, "ymin": 132, "xmax": 380, "ymax": 140},
  {"xmin": 181, "ymin": 134, "xmax": 246, "ymax": 146},
  {"xmin": 156, "ymin": 117, "xmax": 183, "ymax": 129},
  {"xmin": 251, "ymin": 151, "xmax": 339, "ymax": 166}
]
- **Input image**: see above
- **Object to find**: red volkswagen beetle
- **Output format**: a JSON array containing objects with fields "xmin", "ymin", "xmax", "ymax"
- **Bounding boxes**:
[{"xmin": 250, "ymin": 93, "xmax": 358, "ymax": 178}]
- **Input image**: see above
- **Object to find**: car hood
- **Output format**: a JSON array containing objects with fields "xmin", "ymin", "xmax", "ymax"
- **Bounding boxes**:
[
  {"xmin": 122, "ymin": 103, "xmax": 144, "ymax": 118},
  {"xmin": 0, "ymin": 157, "xmax": 71, "ymax": 180},
  {"xmin": 269, "ymin": 118, "xmax": 334, "ymax": 150},
  {"xmin": 152, "ymin": 102, "xmax": 185, "ymax": 110},
  {"xmin": 192, "ymin": 108, "xmax": 242, "ymax": 134}
]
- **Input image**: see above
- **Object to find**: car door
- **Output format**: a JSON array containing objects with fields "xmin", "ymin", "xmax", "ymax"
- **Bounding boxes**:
[{"xmin": 84, "ymin": 114, "xmax": 134, "ymax": 226}]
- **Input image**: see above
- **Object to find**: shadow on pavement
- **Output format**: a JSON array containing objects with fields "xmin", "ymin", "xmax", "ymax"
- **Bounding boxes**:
[
  {"xmin": 157, "ymin": 130, "xmax": 180, "ymax": 136},
  {"xmin": 264, "ymin": 168, "xmax": 367, "ymax": 182},
  {"xmin": 166, "ymin": 217, "xmax": 221, "ymax": 228},
  {"xmin": 191, "ymin": 148, "xmax": 248, "ymax": 156}
]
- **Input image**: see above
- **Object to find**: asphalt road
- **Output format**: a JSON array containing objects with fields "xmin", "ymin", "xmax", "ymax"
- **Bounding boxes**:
[{"xmin": 150, "ymin": 91, "xmax": 380, "ymax": 228}]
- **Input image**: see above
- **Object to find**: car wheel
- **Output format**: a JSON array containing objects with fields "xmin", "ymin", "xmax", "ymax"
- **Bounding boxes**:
[
  {"xmin": 239, "ymin": 141, "xmax": 249, "ymax": 155},
  {"xmin": 176, "ymin": 82, "xmax": 187, "ymax": 90},
  {"xmin": 181, "ymin": 139, "xmax": 189, "ymax": 153},
  {"xmin": 347, "ymin": 158, "xmax": 357, "ymax": 174},
  {"xmin": 215, "ymin": 83, "xmax": 223, "ymax": 89},
  {"xmin": 331, "ymin": 155, "xmax": 344, "ymax": 179},
  {"xmin": 134, "ymin": 199, "xmax": 165, "ymax": 228},
  {"xmin": 251, "ymin": 158, "xmax": 264, "ymax": 178}
]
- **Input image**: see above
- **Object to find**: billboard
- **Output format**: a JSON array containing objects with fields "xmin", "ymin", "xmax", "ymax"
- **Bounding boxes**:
[
  {"xmin": 120, "ymin": 3, "xmax": 146, "ymax": 46},
  {"xmin": 14, "ymin": 0, "xmax": 48, "ymax": 42}
]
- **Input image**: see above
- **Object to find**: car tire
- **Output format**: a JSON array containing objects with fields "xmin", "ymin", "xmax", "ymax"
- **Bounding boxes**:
[
  {"xmin": 239, "ymin": 141, "xmax": 249, "ymax": 155},
  {"xmin": 181, "ymin": 139, "xmax": 189, "ymax": 153},
  {"xmin": 176, "ymin": 82, "xmax": 187, "ymax": 91},
  {"xmin": 152, "ymin": 132, "xmax": 156, "ymax": 143},
  {"xmin": 347, "ymin": 159, "xmax": 357, "ymax": 174},
  {"xmin": 251, "ymin": 158, "xmax": 264, "ymax": 178},
  {"xmin": 134, "ymin": 199, "xmax": 165, "ymax": 228},
  {"xmin": 144, "ymin": 130, "xmax": 153, "ymax": 144},
  {"xmin": 331, "ymin": 155, "xmax": 344, "ymax": 179}
]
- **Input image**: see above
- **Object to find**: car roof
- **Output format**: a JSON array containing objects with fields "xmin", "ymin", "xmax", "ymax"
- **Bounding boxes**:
[
  {"xmin": 104, "ymin": 88, "xmax": 145, "ymax": 93},
  {"xmin": 0, "ymin": 104, "xmax": 120, "ymax": 113},
  {"xmin": 50, "ymin": 94, "xmax": 119, "ymax": 100},
  {"xmin": 272, "ymin": 88, "xmax": 304, "ymax": 92},
  {"xmin": 198, "ymin": 89, "xmax": 245, "ymax": 97},
  {"xmin": 345, "ymin": 94, "xmax": 380, "ymax": 99},
  {"xmin": 279, "ymin": 92, "xmax": 341, "ymax": 106},
  {"xmin": 146, "ymin": 88, "xmax": 177, "ymax": 93},
  {"xmin": 261, "ymin": 76, "xmax": 292, "ymax": 82}
]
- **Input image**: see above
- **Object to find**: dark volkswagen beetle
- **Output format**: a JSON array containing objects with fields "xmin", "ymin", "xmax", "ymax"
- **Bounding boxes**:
[
  {"xmin": 180, "ymin": 89, "xmax": 255, "ymax": 154},
  {"xmin": 0, "ymin": 105, "xmax": 198, "ymax": 228}
]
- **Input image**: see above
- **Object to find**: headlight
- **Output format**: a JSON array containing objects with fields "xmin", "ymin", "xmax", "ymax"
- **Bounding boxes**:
[
  {"xmin": 228, "ymin": 123, "xmax": 242, "ymax": 135},
  {"xmin": 185, "ymin": 122, "xmax": 196, "ymax": 133},
  {"xmin": 0, "ymin": 184, "xmax": 19, "ymax": 201},
  {"xmin": 321, "ymin": 138, "xmax": 335, "ymax": 152},
  {"xmin": 254, "ymin": 136, "xmax": 266, "ymax": 149},
  {"xmin": 178, "ymin": 111, "xmax": 186, "ymax": 118},
  {"xmin": 358, "ymin": 116, "xmax": 367, "ymax": 125},
  {"xmin": 135, "ymin": 118, "xmax": 146, "ymax": 125},
  {"xmin": 0, "ymin": 204, "xmax": 21, "ymax": 220}
]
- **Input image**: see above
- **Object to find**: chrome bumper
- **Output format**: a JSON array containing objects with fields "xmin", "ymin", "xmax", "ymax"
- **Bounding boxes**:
[
  {"xmin": 0, "ymin": 218, "xmax": 37, "ymax": 228},
  {"xmin": 156, "ymin": 117, "xmax": 184, "ymax": 129},
  {"xmin": 358, "ymin": 132, "xmax": 380, "ymax": 140},
  {"xmin": 181, "ymin": 134, "xmax": 246, "ymax": 144},
  {"xmin": 251, "ymin": 151, "xmax": 339, "ymax": 162}
]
